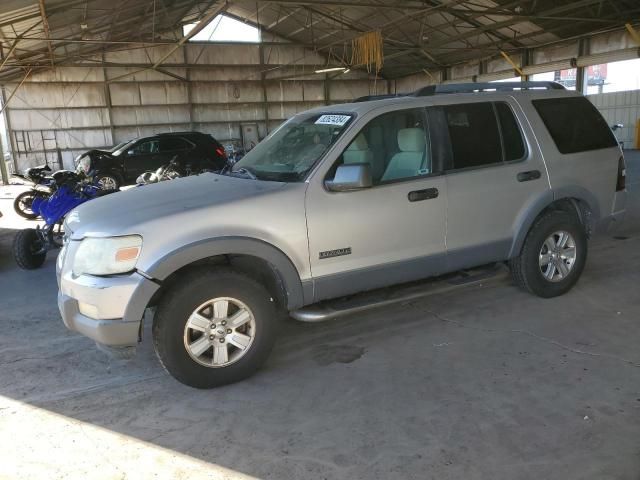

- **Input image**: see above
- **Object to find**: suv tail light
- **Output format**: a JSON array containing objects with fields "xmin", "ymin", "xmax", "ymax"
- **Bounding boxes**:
[
  {"xmin": 215, "ymin": 146, "xmax": 226, "ymax": 159},
  {"xmin": 616, "ymin": 155, "xmax": 626, "ymax": 191}
]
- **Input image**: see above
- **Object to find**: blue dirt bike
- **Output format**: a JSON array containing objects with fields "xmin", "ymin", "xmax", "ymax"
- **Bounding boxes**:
[{"xmin": 13, "ymin": 170, "xmax": 114, "ymax": 269}]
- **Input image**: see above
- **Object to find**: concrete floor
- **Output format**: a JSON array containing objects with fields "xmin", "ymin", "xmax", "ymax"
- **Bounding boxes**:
[{"xmin": 1, "ymin": 153, "xmax": 639, "ymax": 480}]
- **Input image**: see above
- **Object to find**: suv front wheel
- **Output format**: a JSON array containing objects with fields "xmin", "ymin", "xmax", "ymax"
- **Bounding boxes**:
[
  {"xmin": 152, "ymin": 268, "xmax": 279, "ymax": 388},
  {"xmin": 95, "ymin": 173, "xmax": 120, "ymax": 190},
  {"xmin": 510, "ymin": 210, "xmax": 587, "ymax": 298}
]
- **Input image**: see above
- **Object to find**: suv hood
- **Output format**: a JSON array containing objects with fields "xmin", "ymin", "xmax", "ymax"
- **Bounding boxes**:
[
  {"xmin": 79, "ymin": 149, "xmax": 114, "ymax": 161},
  {"xmin": 65, "ymin": 172, "xmax": 286, "ymax": 239}
]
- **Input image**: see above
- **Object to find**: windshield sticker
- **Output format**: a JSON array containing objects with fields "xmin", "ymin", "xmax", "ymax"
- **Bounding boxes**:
[{"xmin": 315, "ymin": 114, "xmax": 351, "ymax": 126}]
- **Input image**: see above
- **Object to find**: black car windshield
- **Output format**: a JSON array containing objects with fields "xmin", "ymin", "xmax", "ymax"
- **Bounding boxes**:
[
  {"xmin": 231, "ymin": 113, "xmax": 354, "ymax": 182},
  {"xmin": 111, "ymin": 140, "xmax": 137, "ymax": 157},
  {"xmin": 109, "ymin": 141, "xmax": 129, "ymax": 153}
]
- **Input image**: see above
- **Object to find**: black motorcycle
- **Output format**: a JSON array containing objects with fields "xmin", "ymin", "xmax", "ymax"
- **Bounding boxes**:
[
  {"xmin": 11, "ymin": 164, "xmax": 54, "ymax": 219},
  {"xmin": 136, "ymin": 157, "xmax": 205, "ymax": 185}
]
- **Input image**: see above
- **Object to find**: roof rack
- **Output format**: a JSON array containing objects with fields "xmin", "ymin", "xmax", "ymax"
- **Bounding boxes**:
[
  {"xmin": 155, "ymin": 131, "xmax": 202, "ymax": 135},
  {"xmin": 414, "ymin": 81, "xmax": 565, "ymax": 96},
  {"xmin": 354, "ymin": 93, "xmax": 409, "ymax": 102}
]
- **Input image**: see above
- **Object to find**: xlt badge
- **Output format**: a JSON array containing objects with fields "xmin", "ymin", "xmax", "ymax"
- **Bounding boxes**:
[{"xmin": 319, "ymin": 247, "xmax": 352, "ymax": 259}]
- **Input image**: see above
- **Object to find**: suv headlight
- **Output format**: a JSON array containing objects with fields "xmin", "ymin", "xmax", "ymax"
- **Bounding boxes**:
[
  {"xmin": 72, "ymin": 235, "xmax": 142, "ymax": 276},
  {"xmin": 77, "ymin": 156, "xmax": 91, "ymax": 174}
]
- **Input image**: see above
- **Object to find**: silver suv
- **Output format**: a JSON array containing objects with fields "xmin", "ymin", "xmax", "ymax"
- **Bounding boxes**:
[{"xmin": 57, "ymin": 82, "xmax": 627, "ymax": 388}]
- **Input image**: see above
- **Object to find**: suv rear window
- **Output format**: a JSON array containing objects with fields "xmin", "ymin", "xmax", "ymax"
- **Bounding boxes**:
[{"xmin": 532, "ymin": 97, "xmax": 617, "ymax": 154}]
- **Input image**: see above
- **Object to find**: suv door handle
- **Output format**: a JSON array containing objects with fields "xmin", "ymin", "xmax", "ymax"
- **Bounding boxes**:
[
  {"xmin": 517, "ymin": 170, "xmax": 541, "ymax": 182},
  {"xmin": 408, "ymin": 188, "xmax": 439, "ymax": 202}
]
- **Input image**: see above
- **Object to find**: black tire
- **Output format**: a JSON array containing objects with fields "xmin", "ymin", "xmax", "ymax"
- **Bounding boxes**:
[
  {"xmin": 152, "ymin": 268, "xmax": 280, "ymax": 388},
  {"xmin": 13, "ymin": 191, "xmax": 38, "ymax": 219},
  {"xmin": 13, "ymin": 228, "xmax": 47, "ymax": 270},
  {"xmin": 95, "ymin": 173, "xmax": 120, "ymax": 190},
  {"xmin": 509, "ymin": 210, "xmax": 587, "ymax": 298}
]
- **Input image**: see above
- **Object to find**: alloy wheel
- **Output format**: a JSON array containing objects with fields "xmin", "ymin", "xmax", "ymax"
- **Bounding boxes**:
[
  {"xmin": 98, "ymin": 176, "xmax": 118, "ymax": 190},
  {"xmin": 183, "ymin": 297, "xmax": 256, "ymax": 368},
  {"xmin": 538, "ymin": 230, "xmax": 577, "ymax": 283}
]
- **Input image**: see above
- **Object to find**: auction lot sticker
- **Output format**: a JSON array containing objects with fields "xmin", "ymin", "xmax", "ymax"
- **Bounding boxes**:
[{"xmin": 315, "ymin": 114, "xmax": 351, "ymax": 126}]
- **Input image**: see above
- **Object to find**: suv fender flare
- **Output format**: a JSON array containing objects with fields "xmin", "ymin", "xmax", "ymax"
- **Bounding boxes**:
[
  {"xmin": 552, "ymin": 186, "xmax": 601, "ymax": 221},
  {"xmin": 509, "ymin": 187, "xmax": 601, "ymax": 258},
  {"xmin": 143, "ymin": 237, "xmax": 307, "ymax": 310}
]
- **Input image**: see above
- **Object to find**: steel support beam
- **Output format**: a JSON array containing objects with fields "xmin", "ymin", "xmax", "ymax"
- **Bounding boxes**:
[
  {"xmin": 1, "ymin": 85, "xmax": 18, "ymax": 173},
  {"xmin": 106, "ymin": 2, "xmax": 229, "ymax": 83},
  {"xmin": 153, "ymin": 2, "xmax": 228, "ymax": 70},
  {"xmin": 37, "ymin": 0, "xmax": 55, "ymax": 67},
  {"xmin": 259, "ymin": 43, "xmax": 270, "ymax": 134},
  {"xmin": 255, "ymin": 0, "xmax": 432, "ymax": 10},
  {"xmin": 626, "ymin": 23, "xmax": 640, "ymax": 45},
  {"xmin": 267, "ymin": 6, "xmax": 303, "ymax": 29},
  {"xmin": 575, "ymin": 38, "xmax": 588, "ymax": 93},
  {"xmin": 0, "ymin": 122, "xmax": 8, "ymax": 183},
  {"xmin": 184, "ymin": 48, "xmax": 195, "ymax": 131},
  {"xmin": 500, "ymin": 50, "xmax": 524, "ymax": 76},
  {"xmin": 101, "ymin": 52, "xmax": 115, "ymax": 145}
]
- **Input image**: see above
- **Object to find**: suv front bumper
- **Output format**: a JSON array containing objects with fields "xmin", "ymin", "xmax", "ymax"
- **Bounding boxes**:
[
  {"xmin": 57, "ymin": 242, "xmax": 159, "ymax": 347},
  {"xmin": 58, "ymin": 291, "xmax": 143, "ymax": 346}
]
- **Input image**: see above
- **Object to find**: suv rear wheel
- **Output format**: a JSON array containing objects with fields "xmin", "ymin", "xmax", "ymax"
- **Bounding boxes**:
[
  {"xmin": 152, "ymin": 268, "xmax": 279, "ymax": 388},
  {"xmin": 510, "ymin": 210, "xmax": 587, "ymax": 298}
]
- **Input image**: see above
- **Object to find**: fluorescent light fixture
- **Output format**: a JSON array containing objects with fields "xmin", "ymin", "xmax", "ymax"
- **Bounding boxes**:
[
  {"xmin": 343, "ymin": 69, "xmax": 351, "ymax": 74},
  {"xmin": 315, "ymin": 67, "xmax": 347, "ymax": 73}
]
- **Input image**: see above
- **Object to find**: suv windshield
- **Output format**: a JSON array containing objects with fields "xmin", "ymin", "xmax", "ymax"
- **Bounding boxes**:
[
  {"xmin": 231, "ymin": 113, "xmax": 354, "ymax": 182},
  {"xmin": 112, "ymin": 140, "xmax": 137, "ymax": 157},
  {"xmin": 108, "ymin": 141, "xmax": 129, "ymax": 153}
]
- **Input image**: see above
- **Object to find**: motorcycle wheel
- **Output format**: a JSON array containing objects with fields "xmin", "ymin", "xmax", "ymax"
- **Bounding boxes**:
[
  {"xmin": 13, "ymin": 228, "xmax": 47, "ymax": 270},
  {"xmin": 13, "ymin": 191, "xmax": 38, "ymax": 220}
]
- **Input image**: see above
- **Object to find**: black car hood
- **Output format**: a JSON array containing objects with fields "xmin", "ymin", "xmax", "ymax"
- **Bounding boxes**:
[{"xmin": 82, "ymin": 149, "xmax": 114, "ymax": 158}]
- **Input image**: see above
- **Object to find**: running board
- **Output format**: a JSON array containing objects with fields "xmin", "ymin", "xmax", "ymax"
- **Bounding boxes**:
[{"xmin": 291, "ymin": 263, "xmax": 506, "ymax": 323}]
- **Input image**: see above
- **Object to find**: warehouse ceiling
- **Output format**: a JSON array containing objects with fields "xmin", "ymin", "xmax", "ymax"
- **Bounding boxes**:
[{"xmin": 0, "ymin": 0, "xmax": 638, "ymax": 82}]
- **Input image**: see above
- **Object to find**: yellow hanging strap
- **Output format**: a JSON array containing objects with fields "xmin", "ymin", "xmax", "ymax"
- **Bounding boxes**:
[{"xmin": 351, "ymin": 31, "xmax": 384, "ymax": 73}]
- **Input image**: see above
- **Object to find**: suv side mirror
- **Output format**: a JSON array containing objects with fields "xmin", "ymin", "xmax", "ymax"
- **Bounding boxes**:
[
  {"xmin": 127, "ymin": 149, "xmax": 135, "ymax": 156},
  {"xmin": 325, "ymin": 163, "xmax": 372, "ymax": 192}
]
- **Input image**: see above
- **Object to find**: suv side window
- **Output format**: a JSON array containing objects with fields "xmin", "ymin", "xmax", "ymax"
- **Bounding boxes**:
[
  {"xmin": 532, "ymin": 96, "xmax": 617, "ymax": 154},
  {"xmin": 131, "ymin": 139, "xmax": 159, "ymax": 155},
  {"xmin": 160, "ymin": 137, "xmax": 192, "ymax": 152},
  {"xmin": 442, "ymin": 102, "xmax": 502, "ymax": 170},
  {"xmin": 434, "ymin": 101, "xmax": 527, "ymax": 171},
  {"xmin": 328, "ymin": 108, "xmax": 430, "ymax": 185}
]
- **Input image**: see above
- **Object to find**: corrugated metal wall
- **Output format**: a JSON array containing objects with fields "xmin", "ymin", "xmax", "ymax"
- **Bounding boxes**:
[
  {"xmin": 4, "ymin": 42, "xmax": 389, "ymax": 171},
  {"xmin": 588, "ymin": 90, "xmax": 640, "ymax": 148}
]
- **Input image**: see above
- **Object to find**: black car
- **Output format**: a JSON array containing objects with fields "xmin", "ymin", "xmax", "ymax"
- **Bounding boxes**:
[{"xmin": 75, "ymin": 132, "xmax": 228, "ymax": 189}]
